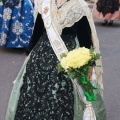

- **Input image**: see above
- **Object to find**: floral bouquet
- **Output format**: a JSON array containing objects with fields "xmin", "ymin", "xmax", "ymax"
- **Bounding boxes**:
[{"xmin": 57, "ymin": 47, "xmax": 101, "ymax": 101}]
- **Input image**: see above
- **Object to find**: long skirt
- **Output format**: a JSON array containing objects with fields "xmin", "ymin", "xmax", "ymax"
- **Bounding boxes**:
[
  {"xmin": 0, "ymin": 0, "xmax": 34, "ymax": 48},
  {"xmin": 6, "ymin": 33, "xmax": 106, "ymax": 120}
]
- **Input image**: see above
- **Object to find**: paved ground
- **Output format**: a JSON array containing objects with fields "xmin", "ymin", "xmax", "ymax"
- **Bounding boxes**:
[{"xmin": 0, "ymin": 3, "xmax": 120, "ymax": 120}]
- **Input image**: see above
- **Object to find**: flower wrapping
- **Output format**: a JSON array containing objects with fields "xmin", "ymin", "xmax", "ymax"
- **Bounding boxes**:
[{"xmin": 57, "ymin": 47, "xmax": 101, "ymax": 101}]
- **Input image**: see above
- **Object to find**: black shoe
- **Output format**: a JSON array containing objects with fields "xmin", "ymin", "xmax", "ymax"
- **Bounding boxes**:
[
  {"xmin": 102, "ymin": 20, "xmax": 108, "ymax": 25},
  {"xmin": 108, "ymin": 21, "xmax": 113, "ymax": 26}
]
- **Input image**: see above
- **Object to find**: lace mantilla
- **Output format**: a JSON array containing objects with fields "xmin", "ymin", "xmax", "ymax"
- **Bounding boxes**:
[
  {"xmin": 51, "ymin": 0, "xmax": 85, "ymax": 33},
  {"xmin": 34, "ymin": 0, "xmax": 85, "ymax": 34}
]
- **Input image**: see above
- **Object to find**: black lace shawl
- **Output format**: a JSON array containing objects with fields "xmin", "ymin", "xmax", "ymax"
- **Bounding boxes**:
[{"xmin": 97, "ymin": 0, "xmax": 119, "ymax": 16}]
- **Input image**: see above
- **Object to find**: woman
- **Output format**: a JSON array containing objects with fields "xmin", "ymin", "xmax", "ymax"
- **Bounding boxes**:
[
  {"xmin": 0, "ymin": 0, "xmax": 34, "ymax": 48},
  {"xmin": 93, "ymin": 0, "xmax": 120, "ymax": 25},
  {"xmin": 6, "ymin": 0, "xmax": 106, "ymax": 119}
]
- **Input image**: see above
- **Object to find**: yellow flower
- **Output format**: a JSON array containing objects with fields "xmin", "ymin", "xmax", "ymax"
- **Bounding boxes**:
[
  {"xmin": 60, "ymin": 47, "xmax": 92, "ymax": 70},
  {"xmin": 61, "ymin": 57, "xmax": 68, "ymax": 70}
]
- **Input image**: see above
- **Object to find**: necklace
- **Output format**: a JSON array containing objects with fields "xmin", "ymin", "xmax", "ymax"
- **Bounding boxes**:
[{"xmin": 55, "ymin": 0, "xmax": 69, "ymax": 9}]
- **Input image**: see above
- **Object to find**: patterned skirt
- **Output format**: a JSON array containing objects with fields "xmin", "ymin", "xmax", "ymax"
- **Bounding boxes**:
[{"xmin": 0, "ymin": 0, "xmax": 34, "ymax": 48}]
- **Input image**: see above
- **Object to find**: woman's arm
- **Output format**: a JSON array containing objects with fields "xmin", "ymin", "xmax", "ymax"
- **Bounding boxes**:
[
  {"xmin": 76, "ymin": 16, "xmax": 93, "ymax": 49},
  {"xmin": 26, "ymin": 13, "xmax": 44, "ymax": 55}
]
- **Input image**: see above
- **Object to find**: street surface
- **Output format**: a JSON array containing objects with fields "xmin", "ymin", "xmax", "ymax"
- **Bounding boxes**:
[{"xmin": 0, "ymin": 2, "xmax": 120, "ymax": 120}]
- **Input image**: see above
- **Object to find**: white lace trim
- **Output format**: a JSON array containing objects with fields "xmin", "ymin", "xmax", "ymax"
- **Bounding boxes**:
[{"xmin": 51, "ymin": 0, "xmax": 85, "ymax": 32}]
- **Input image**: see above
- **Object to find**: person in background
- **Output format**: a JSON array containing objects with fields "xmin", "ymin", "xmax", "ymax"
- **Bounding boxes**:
[
  {"xmin": 0, "ymin": 0, "xmax": 34, "ymax": 48},
  {"xmin": 93, "ymin": 0, "xmax": 120, "ymax": 25}
]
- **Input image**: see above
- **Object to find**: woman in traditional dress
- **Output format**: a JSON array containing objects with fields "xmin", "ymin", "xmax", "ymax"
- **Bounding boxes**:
[
  {"xmin": 93, "ymin": 0, "xmax": 120, "ymax": 25},
  {"xmin": 6, "ymin": 0, "xmax": 106, "ymax": 120},
  {"xmin": 0, "ymin": 0, "xmax": 34, "ymax": 48}
]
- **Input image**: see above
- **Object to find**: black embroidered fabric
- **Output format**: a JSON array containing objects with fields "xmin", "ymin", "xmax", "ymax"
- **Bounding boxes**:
[
  {"xmin": 97, "ymin": 0, "xmax": 119, "ymax": 16},
  {"xmin": 14, "ymin": 34, "xmax": 76, "ymax": 120}
]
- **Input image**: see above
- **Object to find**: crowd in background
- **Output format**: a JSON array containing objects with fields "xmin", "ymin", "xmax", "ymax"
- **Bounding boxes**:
[{"xmin": 0, "ymin": 0, "xmax": 119, "ymax": 50}]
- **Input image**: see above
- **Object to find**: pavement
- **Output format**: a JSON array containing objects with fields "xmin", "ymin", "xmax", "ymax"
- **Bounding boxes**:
[{"xmin": 0, "ymin": 2, "xmax": 120, "ymax": 120}]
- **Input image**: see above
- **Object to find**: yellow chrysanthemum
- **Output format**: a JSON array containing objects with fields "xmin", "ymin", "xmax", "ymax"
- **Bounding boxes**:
[{"xmin": 60, "ymin": 47, "xmax": 92, "ymax": 70}]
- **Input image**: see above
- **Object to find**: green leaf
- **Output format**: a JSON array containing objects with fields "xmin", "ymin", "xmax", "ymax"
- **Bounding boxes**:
[
  {"xmin": 89, "ymin": 46, "xmax": 95, "ymax": 55},
  {"xmin": 57, "ymin": 63, "xmax": 63, "ymax": 73},
  {"xmin": 67, "ymin": 72, "xmax": 76, "ymax": 79},
  {"xmin": 95, "ymin": 53, "xmax": 101, "ymax": 60},
  {"xmin": 74, "ymin": 69, "xmax": 81, "ymax": 73},
  {"xmin": 60, "ymin": 53, "xmax": 67, "ymax": 59}
]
